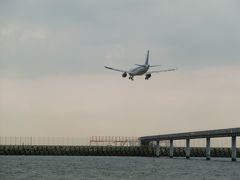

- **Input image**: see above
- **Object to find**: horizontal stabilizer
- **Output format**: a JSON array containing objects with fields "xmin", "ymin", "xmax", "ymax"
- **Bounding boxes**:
[
  {"xmin": 147, "ymin": 68, "xmax": 177, "ymax": 74},
  {"xmin": 135, "ymin": 64, "xmax": 146, "ymax": 67},
  {"xmin": 149, "ymin": 65, "xmax": 161, "ymax": 67}
]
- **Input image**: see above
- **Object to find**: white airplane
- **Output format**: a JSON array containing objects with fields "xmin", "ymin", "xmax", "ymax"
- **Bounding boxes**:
[{"xmin": 104, "ymin": 50, "xmax": 177, "ymax": 80}]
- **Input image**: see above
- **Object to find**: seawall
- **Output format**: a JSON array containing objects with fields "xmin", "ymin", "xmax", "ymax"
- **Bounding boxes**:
[{"xmin": 0, "ymin": 145, "xmax": 239, "ymax": 157}]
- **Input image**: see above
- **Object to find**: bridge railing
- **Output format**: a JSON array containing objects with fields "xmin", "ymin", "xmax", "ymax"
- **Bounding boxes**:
[
  {"xmin": 1, "ymin": 136, "xmax": 237, "ymax": 148},
  {"xmin": 0, "ymin": 136, "xmax": 140, "ymax": 146}
]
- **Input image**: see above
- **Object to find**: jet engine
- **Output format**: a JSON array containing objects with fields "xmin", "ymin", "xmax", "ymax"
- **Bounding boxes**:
[
  {"xmin": 145, "ymin": 73, "xmax": 151, "ymax": 80},
  {"xmin": 122, "ymin": 72, "xmax": 127, "ymax": 78}
]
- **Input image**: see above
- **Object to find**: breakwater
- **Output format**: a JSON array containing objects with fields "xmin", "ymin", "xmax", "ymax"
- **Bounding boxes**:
[{"xmin": 0, "ymin": 145, "xmax": 239, "ymax": 157}]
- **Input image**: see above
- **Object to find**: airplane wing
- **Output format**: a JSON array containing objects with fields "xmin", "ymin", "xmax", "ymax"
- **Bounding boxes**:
[
  {"xmin": 147, "ymin": 68, "xmax": 177, "ymax": 74},
  {"xmin": 104, "ymin": 66, "xmax": 130, "ymax": 73}
]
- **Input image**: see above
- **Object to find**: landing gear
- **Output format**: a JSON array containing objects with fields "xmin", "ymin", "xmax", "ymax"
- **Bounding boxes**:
[
  {"xmin": 145, "ymin": 74, "xmax": 151, "ymax": 80},
  {"xmin": 129, "ymin": 75, "xmax": 134, "ymax": 81}
]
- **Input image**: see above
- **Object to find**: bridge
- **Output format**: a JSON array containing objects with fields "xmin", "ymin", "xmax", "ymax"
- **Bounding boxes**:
[{"xmin": 139, "ymin": 127, "xmax": 240, "ymax": 161}]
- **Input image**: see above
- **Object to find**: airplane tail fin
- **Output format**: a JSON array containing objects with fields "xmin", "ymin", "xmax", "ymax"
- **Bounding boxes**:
[{"xmin": 145, "ymin": 50, "xmax": 149, "ymax": 65}]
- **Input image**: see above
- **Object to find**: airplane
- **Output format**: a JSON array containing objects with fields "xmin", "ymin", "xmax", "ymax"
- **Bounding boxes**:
[{"xmin": 104, "ymin": 50, "xmax": 177, "ymax": 80}]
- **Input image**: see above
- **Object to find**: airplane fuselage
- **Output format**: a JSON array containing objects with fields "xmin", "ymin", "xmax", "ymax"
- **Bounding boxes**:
[{"xmin": 129, "ymin": 66, "xmax": 149, "ymax": 76}]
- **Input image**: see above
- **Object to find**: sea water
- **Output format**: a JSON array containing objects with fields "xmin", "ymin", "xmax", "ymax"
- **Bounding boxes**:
[{"xmin": 0, "ymin": 156, "xmax": 240, "ymax": 180}]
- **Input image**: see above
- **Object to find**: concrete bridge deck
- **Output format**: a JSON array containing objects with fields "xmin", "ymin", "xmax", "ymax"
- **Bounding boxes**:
[
  {"xmin": 139, "ymin": 128, "xmax": 240, "ymax": 141},
  {"xmin": 139, "ymin": 127, "xmax": 240, "ymax": 161}
]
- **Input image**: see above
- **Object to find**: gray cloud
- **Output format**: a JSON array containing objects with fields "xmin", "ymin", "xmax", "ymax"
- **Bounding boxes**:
[{"xmin": 0, "ymin": 0, "xmax": 240, "ymax": 78}]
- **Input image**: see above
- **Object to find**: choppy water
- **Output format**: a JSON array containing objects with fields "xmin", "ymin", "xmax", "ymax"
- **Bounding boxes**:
[{"xmin": 0, "ymin": 156, "xmax": 240, "ymax": 180}]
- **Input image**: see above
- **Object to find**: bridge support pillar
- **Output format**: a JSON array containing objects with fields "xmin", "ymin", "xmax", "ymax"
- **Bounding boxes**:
[
  {"xmin": 232, "ymin": 136, "xmax": 237, "ymax": 162},
  {"xmin": 186, "ymin": 138, "xmax": 190, "ymax": 159},
  {"xmin": 156, "ymin": 140, "xmax": 160, "ymax": 157},
  {"xmin": 170, "ymin": 139, "xmax": 174, "ymax": 158},
  {"xmin": 206, "ymin": 137, "xmax": 211, "ymax": 160},
  {"xmin": 140, "ymin": 141, "xmax": 149, "ymax": 147}
]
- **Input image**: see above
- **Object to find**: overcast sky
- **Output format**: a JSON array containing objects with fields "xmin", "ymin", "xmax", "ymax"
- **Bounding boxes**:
[{"xmin": 0, "ymin": 0, "xmax": 240, "ymax": 137}]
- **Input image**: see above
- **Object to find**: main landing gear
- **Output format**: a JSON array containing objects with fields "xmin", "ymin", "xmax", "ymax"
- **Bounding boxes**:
[
  {"xmin": 129, "ymin": 75, "xmax": 134, "ymax": 81},
  {"xmin": 145, "ymin": 74, "xmax": 151, "ymax": 80}
]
